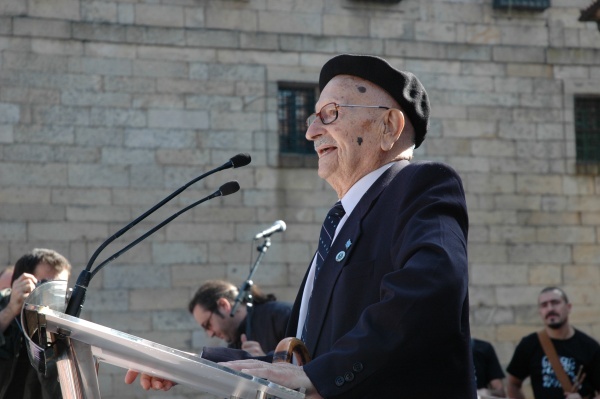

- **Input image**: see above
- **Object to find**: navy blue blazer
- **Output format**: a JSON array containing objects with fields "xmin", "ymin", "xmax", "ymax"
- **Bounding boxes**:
[
  {"xmin": 203, "ymin": 161, "xmax": 476, "ymax": 398},
  {"xmin": 289, "ymin": 161, "xmax": 475, "ymax": 398}
]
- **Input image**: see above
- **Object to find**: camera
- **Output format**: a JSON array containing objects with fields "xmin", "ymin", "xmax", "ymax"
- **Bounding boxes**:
[{"xmin": 35, "ymin": 279, "xmax": 49, "ymax": 287}]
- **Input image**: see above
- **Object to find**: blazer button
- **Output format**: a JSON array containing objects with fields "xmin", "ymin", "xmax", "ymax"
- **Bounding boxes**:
[
  {"xmin": 335, "ymin": 376, "xmax": 345, "ymax": 387},
  {"xmin": 352, "ymin": 362, "xmax": 364, "ymax": 372},
  {"xmin": 344, "ymin": 372, "xmax": 354, "ymax": 382}
]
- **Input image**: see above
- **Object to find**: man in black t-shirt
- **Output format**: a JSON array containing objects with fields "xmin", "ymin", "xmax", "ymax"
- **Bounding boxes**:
[
  {"xmin": 506, "ymin": 287, "xmax": 600, "ymax": 399},
  {"xmin": 473, "ymin": 338, "xmax": 506, "ymax": 397}
]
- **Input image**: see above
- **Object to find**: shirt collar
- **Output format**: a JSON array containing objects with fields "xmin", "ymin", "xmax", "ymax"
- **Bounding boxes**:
[{"xmin": 340, "ymin": 162, "xmax": 394, "ymax": 216}]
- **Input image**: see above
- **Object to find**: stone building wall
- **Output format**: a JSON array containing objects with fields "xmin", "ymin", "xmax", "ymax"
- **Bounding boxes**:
[{"xmin": 0, "ymin": 0, "xmax": 599, "ymax": 397}]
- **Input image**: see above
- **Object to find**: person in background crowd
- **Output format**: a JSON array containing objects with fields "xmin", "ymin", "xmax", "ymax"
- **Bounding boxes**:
[
  {"xmin": 507, "ymin": 286, "xmax": 600, "ymax": 399},
  {"xmin": 126, "ymin": 53, "xmax": 475, "ymax": 398},
  {"xmin": 189, "ymin": 280, "xmax": 291, "ymax": 356},
  {"xmin": 0, "ymin": 248, "xmax": 72, "ymax": 399},
  {"xmin": 472, "ymin": 337, "xmax": 506, "ymax": 398}
]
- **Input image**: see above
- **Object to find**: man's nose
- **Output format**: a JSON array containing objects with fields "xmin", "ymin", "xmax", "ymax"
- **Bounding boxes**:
[
  {"xmin": 305, "ymin": 122, "xmax": 322, "ymax": 142},
  {"xmin": 543, "ymin": 303, "xmax": 555, "ymax": 311}
]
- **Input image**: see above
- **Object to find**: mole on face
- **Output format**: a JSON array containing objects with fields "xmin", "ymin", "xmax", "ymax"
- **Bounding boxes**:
[{"xmin": 355, "ymin": 84, "xmax": 367, "ymax": 147}]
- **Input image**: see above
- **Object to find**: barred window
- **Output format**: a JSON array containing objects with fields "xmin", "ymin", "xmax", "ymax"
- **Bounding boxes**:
[
  {"xmin": 348, "ymin": 0, "xmax": 401, "ymax": 3},
  {"xmin": 278, "ymin": 83, "xmax": 318, "ymax": 167},
  {"xmin": 575, "ymin": 97, "xmax": 600, "ymax": 174},
  {"xmin": 493, "ymin": 0, "xmax": 550, "ymax": 11}
]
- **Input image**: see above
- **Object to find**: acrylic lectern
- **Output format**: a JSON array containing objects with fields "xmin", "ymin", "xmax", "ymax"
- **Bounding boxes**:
[{"xmin": 21, "ymin": 281, "xmax": 305, "ymax": 399}]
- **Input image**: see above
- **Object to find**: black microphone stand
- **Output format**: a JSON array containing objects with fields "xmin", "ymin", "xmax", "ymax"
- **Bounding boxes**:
[{"xmin": 229, "ymin": 237, "xmax": 272, "ymax": 341}]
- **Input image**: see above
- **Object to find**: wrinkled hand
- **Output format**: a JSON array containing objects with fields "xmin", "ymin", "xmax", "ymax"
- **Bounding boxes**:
[
  {"xmin": 124, "ymin": 370, "xmax": 175, "ymax": 391},
  {"xmin": 240, "ymin": 334, "xmax": 266, "ymax": 356},
  {"xmin": 221, "ymin": 359, "xmax": 323, "ymax": 399},
  {"xmin": 8, "ymin": 273, "xmax": 37, "ymax": 317}
]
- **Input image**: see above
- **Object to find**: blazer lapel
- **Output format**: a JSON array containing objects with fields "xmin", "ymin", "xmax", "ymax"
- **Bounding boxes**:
[{"xmin": 303, "ymin": 161, "xmax": 409, "ymax": 355}]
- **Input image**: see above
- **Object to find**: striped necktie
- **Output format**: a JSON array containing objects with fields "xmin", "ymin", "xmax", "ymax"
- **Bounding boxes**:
[
  {"xmin": 314, "ymin": 201, "xmax": 346, "ymax": 280},
  {"xmin": 301, "ymin": 201, "xmax": 345, "ymax": 342}
]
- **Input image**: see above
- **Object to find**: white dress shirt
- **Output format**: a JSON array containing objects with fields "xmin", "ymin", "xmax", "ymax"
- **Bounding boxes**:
[{"xmin": 296, "ymin": 162, "xmax": 394, "ymax": 339}]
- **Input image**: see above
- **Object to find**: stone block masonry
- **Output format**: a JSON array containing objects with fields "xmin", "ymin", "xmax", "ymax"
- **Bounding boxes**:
[{"xmin": 1, "ymin": 1, "xmax": 599, "ymax": 398}]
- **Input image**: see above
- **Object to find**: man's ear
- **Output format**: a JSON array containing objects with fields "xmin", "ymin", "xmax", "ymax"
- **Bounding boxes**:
[
  {"xmin": 217, "ymin": 297, "xmax": 231, "ymax": 313},
  {"xmin": 381, "ymin": 109, "xmax": 405, "ymax": 152}
]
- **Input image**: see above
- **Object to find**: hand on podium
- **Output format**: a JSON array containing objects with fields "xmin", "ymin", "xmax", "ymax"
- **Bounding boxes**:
[
  {"xmin": 124, "ymin": 360, "xmax": 322, "ymax": 399},
  {"xmin": 124, "ymin": 370, "xmax": 176, "ymax": 391},
  {"xmin": 221, "ymin": 359, "xmax": 322, "ymax": 399}
]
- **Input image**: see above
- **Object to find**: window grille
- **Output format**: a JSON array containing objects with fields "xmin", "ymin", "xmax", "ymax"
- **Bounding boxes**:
[
  {"xmin": 575, "ymin": 97, "xmax": 600, "ymax": 173},
  {"xmin": 349, "ymin": 0, "xmax": 402, "ymax": 3},
  {"xmin": 278, "ymin": 84, "xmax": 317, "ymax": 156},
  {"xmin": 493, "ymin": 0, "xmax": 550, "ymax": 11}
]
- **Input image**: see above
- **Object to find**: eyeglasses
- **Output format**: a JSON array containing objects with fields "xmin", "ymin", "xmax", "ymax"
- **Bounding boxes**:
[
  {"xmin": 201, "ymin": 311, "xmax": 214, "ymax": 331},
  {"xmin": 306, "ymin": 102, "xmax": 390, "ymax": 128}
]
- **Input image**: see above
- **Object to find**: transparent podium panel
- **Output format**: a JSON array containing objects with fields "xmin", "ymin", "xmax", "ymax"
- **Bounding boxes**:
[
  {"xmin": 21, "ymin": 279, "xmax": 69, "ymax": 375},
  {"xmin": 22, "ymin": 282, "xmax": 304, "ymax": 399}
]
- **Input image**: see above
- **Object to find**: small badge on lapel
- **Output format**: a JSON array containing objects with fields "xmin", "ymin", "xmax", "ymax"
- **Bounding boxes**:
[
  {"xmin": 345, "ymin": 239, "xmax": 352, "ymax": 249},
  {"xmin": 335, "ymin": 251, "xmax": 346, "ymax": 262}
]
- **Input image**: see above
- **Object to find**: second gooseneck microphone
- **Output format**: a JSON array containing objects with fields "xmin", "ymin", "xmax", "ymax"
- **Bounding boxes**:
[
  {"xmin": 65, "ymin": 181, "xmax": 241, "ymax": 318},
  {"xmin": 83, "ymin": 153, "xmax": 250, "ymax": 273},
  {"xmin": 64, "ymin": 154, "xmax": 250, "ymax": 317}
]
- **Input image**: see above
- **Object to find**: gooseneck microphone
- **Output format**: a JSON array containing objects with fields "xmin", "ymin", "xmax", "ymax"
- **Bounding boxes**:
[
  {"xmin": 91, "ymin": 181, "xmax": 240, "ymax": 278},
  {"xmin": 253, "ymin": 220, "xmax": 287, "ymax": 239},
  {"xmin": 84, "ymin": 153, "xmax": 250, "ymax": 274},
  {"xmin": 64, "ymin": 153, "xmax": 249, "ymax": 317},
  {"xmin": 65, "ymin": 181, "xmax": 240, "ymax": 317}
]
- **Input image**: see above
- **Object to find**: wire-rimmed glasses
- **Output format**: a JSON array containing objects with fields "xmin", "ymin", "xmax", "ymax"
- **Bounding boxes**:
[{"xmin": 306, "ymin": 102, "xmax": 390, "ymax": 128}]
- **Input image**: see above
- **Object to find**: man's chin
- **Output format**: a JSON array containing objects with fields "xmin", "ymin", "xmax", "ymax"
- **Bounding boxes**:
[
  {"xmin": 317, "ymin": 162, "xmax": 332, "ymax": 178},
  {"xmin": 547, "ymin": 321, "xmax": 565, "ymax": 329}
]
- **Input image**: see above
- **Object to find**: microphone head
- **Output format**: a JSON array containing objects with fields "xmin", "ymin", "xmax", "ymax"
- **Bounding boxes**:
[
  {"xmin": 219, "ymin": 181, "xmax": 240, "ymax": 196},
  {"xmin": 275, "ymin": 220, "xmax": 287, "ymax": 232},
  {"xmin": 230, "ymin": 153, "xmax": 251, "ymax": 168}
]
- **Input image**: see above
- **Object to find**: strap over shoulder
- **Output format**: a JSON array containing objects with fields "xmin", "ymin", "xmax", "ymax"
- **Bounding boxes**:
[{"xmin": 537, "ymin": 330, "xmax": 574, "ymax": 392}]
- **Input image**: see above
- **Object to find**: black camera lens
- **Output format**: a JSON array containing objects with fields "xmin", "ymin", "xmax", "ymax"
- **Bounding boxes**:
[{"xmin": 36, "ymin": 279, "xmax": 49, "ymax": 287}]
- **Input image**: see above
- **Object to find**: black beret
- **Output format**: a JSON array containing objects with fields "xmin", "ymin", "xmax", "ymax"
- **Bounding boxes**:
[{"xmin": 319, "ymin": 54, "xmax": 430, "ymax": 148}]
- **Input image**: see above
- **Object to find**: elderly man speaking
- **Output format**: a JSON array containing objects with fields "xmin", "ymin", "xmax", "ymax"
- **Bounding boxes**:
[{"xmin": 126, "ymin": 54, "xmax": 475, "ymax": 399}]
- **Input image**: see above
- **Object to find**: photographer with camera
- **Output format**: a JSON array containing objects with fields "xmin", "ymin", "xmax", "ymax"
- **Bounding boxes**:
[{"xmin": 0, "ymin": 248, "xmax": 71, "ymax": 399}]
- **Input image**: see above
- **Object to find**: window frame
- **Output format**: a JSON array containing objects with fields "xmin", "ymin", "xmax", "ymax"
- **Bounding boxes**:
[
  {"xmin": 492, "ymin": 0, "xmax": 551, "ymax": 11},
  {"xmin": 277, "ymin": 82, "xmax": 319, "ymax": 168},
  {"xmin": 574, "ymin": 96, "xmax": 600, "ymax": 174}
]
